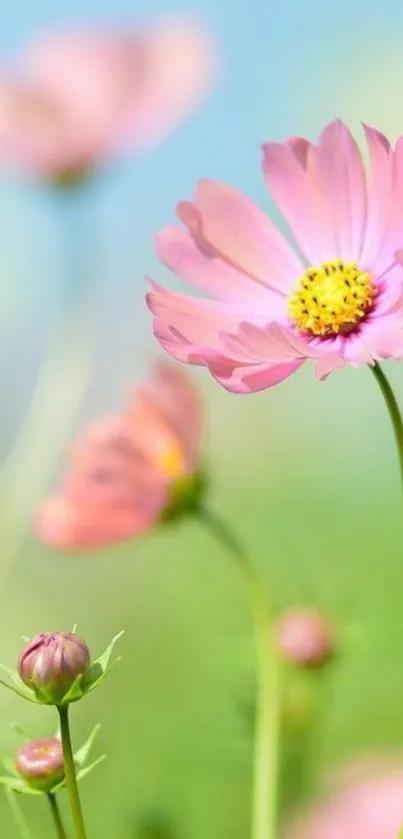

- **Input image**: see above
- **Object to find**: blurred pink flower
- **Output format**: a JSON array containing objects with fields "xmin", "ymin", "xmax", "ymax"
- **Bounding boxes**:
[
  {"xmin": 147, "ymin": 121, "xmax": 403, "ymax": 393},
  {"xmin": 35, "ymin": 362, "xmax": 202, "ymax": 549},
  {"xmin": 0, "ymin": 19, "xmax": 216, "ymax": 179},
  {"xmin": 275, "ymin": 607, "xmax": 334, "ymax": 669},
  {"xmin": 285, "ymin": 759, "xmax": 403, "ymax": 839}
]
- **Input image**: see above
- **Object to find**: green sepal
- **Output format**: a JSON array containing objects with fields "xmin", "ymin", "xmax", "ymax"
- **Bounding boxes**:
[
  {"xmin": 0, "ymin": 776, "xmax": 40, "ymax": 795},
  {"xmin": 1, "ymin": 757, "xmax": 19, "ymax": 777},
  {"xmin": 75, "ymin": 754, "xmax": 107, "ymax": 782},
  {"xmin": 74, "ymin": 723, "xmax": 101, "ymax": 767},
  {"xmin": 160, "ymin": 469, "xmax": 207, "ymax": 524},
  {"xmin": 59, "ymin": 673, "xmax": 85, "ymax": 705},
  {"xmin": 81, "ymin": 631, "xmax": 124, "ymax": 695},
  {"xmin": 0, "ymin": 677, "xmax": 38, "ymax": 704}
]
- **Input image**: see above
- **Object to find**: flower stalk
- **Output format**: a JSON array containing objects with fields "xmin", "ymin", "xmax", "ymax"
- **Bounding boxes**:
[
  {"xmin": 58, "ymin": 705, "xmax": 88, "ymax": 839},
  {"xmin": 371, "ymin": 363, "xmax": 403, "ymax": 497},
  {"xmin": 196, "ymin": 505, "xmax": 280, "ymax": 839},
  {"xmin": 47, "ymin": 792, "xmax": 69, "ymax": 839}
]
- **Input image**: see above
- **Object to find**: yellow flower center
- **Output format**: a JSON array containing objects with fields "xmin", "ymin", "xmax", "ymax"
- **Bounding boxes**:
[
  {"xmin": 288, "ymin": 260, "xmax": 376, "ymax": 337},
  {"xmin": 156, "ymin": 444, "xmax": 185, "ymax": 479}
]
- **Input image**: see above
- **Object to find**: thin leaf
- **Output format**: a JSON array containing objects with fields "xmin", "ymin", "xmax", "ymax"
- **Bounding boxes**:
[
  {"xmin": 93, "ymin": 631, "xmax": 124, "ymax": 673},
  {"xmin": 0, "ymin": 663, "xmax": 26, "ymax": 689},
  {"xmin": 0, "ymin": 679, "xmax": 37, "ymax": 703},
  {"xmin": 76, "ymin": 754, "xmax": 107, "ymax": 782},
  {"xmin": 74, "ymin": 724, "xmax": 101, "ymax": 767},
  {"xmin": 84, "ymin": 656, "xmax": 122, "ymax": 694},
  {"xmin": 0, "ymin": 776, "xmax": 38, "ymax": 795},
  {"xmin": 1, "ymin": 757, "xmax": 19, "ymax": 777}
]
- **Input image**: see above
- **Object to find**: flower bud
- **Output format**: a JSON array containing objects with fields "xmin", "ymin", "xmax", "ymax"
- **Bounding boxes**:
[
  {"xmin": 16, "ymin": 737, "xmax": 64, "ymax": 791},
  {"xmin": 17, "ymin": 632, "xmax": 91, "ymax": 703},
  {"xmin": 275, "ymin": 608, "xmax": 334, "ymax": 669}
]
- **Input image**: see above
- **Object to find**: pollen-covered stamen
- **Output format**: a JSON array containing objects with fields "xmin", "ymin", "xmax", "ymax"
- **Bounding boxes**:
[{"xmin": 288, "ymin": 259, "xmax": 377, "ymax": 337}]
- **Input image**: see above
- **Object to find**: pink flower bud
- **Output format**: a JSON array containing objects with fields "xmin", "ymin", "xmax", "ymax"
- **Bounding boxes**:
[
  {"xmin": 17, "ymin": 632, "xmax": 91, "ymax": 703},
  {"xmin": 16, "ymin": 737, "xmax": 64, "ymax": 791},
  {"xmin": 275, "ymin": 608, "xmax": 334, "ymax": 669}
]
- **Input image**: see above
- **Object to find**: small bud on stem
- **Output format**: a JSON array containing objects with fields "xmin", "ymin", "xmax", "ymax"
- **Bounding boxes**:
[
  {"xmin": 17, "ymin": 632, "xmax": 91, "ymax": 703},
  {"xmin": 16, "ymin": 737, "xmax": 64, "ymax": 791},
  {"xmin": 275, "ymin": 608, "xmax": 334, "ymax": 669}
]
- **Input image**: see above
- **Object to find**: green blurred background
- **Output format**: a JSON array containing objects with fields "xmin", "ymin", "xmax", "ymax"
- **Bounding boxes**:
[
  {"xmin": 2, "ymin": 0, "xmax": 403, "ymax": 836},
  {"xmin": 1, "ymin": 363, "xmax": 402, "ymax": 838}
]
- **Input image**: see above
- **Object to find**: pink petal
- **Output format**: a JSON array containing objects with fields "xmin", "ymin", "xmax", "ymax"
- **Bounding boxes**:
[
  {"xmin": 155, "ymin": 226, "xmax": 285, "ymax": 311},
  {"xmin": 363, "ymin": 137, "xmax": 403, "ymax": 278},
  {"xmin": 360, "ymin": 125, "xmax": 394, "ymax": 273},
  {"xmin": 372, "ymin": 267, "xmax": 403, "ymax": 317},
  {"xmin": 339, "ymin": 315, "xmax": 403, "ymax": 367},
  {"xmin": 26, "ymin": 30, "xmax": 141, "ymax": 165},
  {"xmin": 221, "ymin": 321, "xmax": 346, "ymax": 384},
  {"xmin": 152, "ymin": 319, "xmax": 205, "ymax": 364},
  {"xmin": 147, "ymin": 280, "xmax": 245, "ymax": 350},
  {"xmin": 222, "ymin": 322, "xmax": 323, "ymax": 363},
  {"xmin": 382, "ymin": 137, "xmax": 403, "ymax": 266},
  {"xmin": 134, "ymin": 360, "xmax": 202, "ymax": 472},
  {"xmin": 363, "ymin": 314, "xmax": 403, "ymax": 360},
  {"xmin": 340, "ymin": 332, "xmax": 374, "ymax": 367},
  {"xmin": 287, "ymin": 136, "xmax": 310, "ymax": 166},
  {"xmin": 120, "ymin": 17, "xmax": 217, "ymax": 150},
  {"xmin": 315, "ymin": 353, "xmax": 345, "ymax": 380},
  {"xmin": 262, "ymin": 138, "xmax": 336, "ymax": 264},
  {"xmin": 179, "ymin": 178, "xmax": 303, "ymax": 294},
  {"xmin": 207, "ymin": 356, "xmax": 303, "ymax": 393},
  {"xmin": 35, "ymin": 496, "xmax": 160, "ymax": 550},
  {"xmin": 314, "ymin": 120, "xmax": 367, "ymax": 262}
]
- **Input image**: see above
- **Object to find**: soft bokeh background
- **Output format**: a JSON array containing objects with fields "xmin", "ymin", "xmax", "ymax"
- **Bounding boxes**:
[{"xmin": 1, "ymin": 0, "xmax": 403, "ymax": 836}]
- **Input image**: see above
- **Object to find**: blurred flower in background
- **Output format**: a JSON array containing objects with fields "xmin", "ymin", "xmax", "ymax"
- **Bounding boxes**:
[
  {"xmin": 275, "ymin": 607, "xmax": 335, "ymax": 669},
  {"xmin": 0, "ymin": 17, "xmax": 217, "ymax": 182},
  {"xmin": 285, "ymin": 759, "xmax": 403, "ymax": 839},
  {"xmin": 147, "ymin": 121, "xmax": 403, "ymax": 393},
  {"xmin": 35, "ymin": 361, "xmax": 204, "ymax": 549}
]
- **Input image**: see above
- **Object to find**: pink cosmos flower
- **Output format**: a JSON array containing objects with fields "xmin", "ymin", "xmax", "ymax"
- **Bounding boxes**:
[
  {"xmin": 285, "ymin": 759, "xmax": 403, "ymax": 839},
  {"xmin": 147, "ymin": 121, "xmax": 403, "ymax": 393},
  {"xmin": 0, "ymin": 19, "xmax": 216, "ymax": 179},
  {"xmin": 35, "ymin": 362, "xmax": 202, "ymax": 549}
]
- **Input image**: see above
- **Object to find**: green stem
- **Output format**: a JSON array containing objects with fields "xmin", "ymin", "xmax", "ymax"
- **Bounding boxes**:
[
  {"xmin": 4, "ymin": 787, "xmax": 32, "ymax": 839},
  {"xmin": 196, "ymin": 504, "xmax": 279, "ymax": 839},
  {"xmin": 371, "ymin": 363, "xmax": 403, "ymax": 494},
  {"xmin": 47, "ymin": 793, "xmax": 69, "ymax": 839},
  {"xmin": 58, "ymin": 706, "xmax": 88, "ymax": 839}
]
